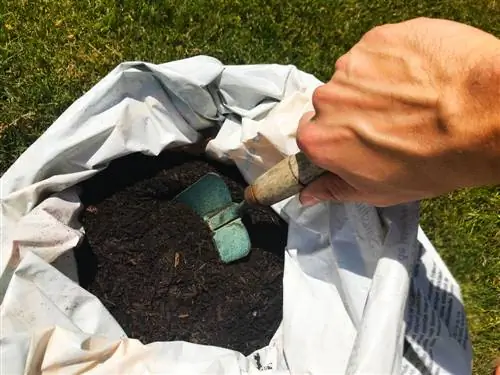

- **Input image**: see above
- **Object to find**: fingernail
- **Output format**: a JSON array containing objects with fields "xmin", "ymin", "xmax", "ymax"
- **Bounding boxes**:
[{"xmin": 300, "ymin": 194, "xmax": 320, "ymax": 206}]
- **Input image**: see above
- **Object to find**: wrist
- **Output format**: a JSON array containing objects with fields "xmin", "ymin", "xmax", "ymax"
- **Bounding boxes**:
[{"xmin": 442, "ymin": 39, "xmax": 500, "ymax": 188}]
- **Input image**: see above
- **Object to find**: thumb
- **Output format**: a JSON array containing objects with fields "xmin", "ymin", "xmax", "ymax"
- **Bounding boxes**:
[{"xmin": 299, "ymin": 173, "xmax": 361, "ymax": 206}]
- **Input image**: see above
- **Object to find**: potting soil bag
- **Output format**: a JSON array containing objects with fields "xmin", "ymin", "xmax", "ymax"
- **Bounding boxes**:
[{"xmin": 0, "ymin": 56, "xmax": 472, "ymax": 374}]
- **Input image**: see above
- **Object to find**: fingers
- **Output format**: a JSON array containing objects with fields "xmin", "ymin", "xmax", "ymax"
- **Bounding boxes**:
[
  {"xmin": 296, "ymin": 85, "xmax": 340, "ymax": 168},
  {"xmin": 299, "ymin": 173, "xmax": 361, "ymax": 206},
  {"xmin": 299, "ymin": 173, "xmax": 423, "ymax": 207},
  {"xmin": 296, "ymin": 110, "xmax": 323, "ymax": 166}
]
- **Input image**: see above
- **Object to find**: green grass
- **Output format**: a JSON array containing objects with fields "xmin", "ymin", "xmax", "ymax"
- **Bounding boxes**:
[{"xmin": 1, "ymin": 0, "xmax": 498, "ymax": 373}]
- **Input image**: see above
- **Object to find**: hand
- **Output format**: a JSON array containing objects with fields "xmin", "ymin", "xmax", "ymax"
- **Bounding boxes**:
[{"xmin": 296, "ymin": 17, "xmax": 500, "ymax": 207}]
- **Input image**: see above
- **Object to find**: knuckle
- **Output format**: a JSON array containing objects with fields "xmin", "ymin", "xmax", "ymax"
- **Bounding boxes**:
[
  {"xmin": 334, "ymin": 52, "xmax": 350, "ymax": 72},
  {"xmin": 335, "ymin": 48, "xmax": 372, "ymax": 80},
  {"xmin": 362, "ymin": 24, "xmax": 392, "ymax": 43},
  {"xmin": 341, "ymin": 51, "xmax": 365, "ymax": 79},
  {"xmin": 296, "ymin": 122, "xmax": 315, "ymax": 154},
  {"xmin": 311, "ymin": 85, "xmax": 330, "ymax": 108},
  {"xmin": 296, "ymin": 125, "xmax": 324, "ymax": 166},
  {"xmin": 297, "ymin": 123, "xmax": 356, "ymax": 171}
]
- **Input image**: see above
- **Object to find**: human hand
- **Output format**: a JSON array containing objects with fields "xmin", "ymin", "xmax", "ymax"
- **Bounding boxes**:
[{"xmin": 296, "ymin": 17, "xmax": 500, "ymax": 206}]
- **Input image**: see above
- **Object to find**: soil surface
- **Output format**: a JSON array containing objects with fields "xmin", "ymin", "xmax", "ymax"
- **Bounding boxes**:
[{"xmin": 76, "ymin": 150, "xmax": 287, "ymax": 355}]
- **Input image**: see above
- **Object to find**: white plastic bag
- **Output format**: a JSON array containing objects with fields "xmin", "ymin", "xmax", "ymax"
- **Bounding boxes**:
[{"xmin": 0, "ymin": 56, "xmax": 472, "ymax": 374}]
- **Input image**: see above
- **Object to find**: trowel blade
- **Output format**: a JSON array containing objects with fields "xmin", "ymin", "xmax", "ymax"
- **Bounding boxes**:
[
  {"xmin": 172, "ymin": 172, "xmax": 251, "ymax": 263},
  {"xmin": 213, "ymin": 218, "xmax": 251, "ymax": 263},
  {"xmin": 172, "ymin": 173, "xmax": 233, "ymax": 218}
]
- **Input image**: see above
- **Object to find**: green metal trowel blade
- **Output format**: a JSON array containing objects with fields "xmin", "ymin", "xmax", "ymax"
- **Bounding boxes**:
[
  {"xmin": 172, "ymin": 173, "xmax": 233, "ymax": 218},
  {"xmin": 213, "ymin": 218, "xmax": 251, "ymax": 263},
  {"xmin": 172, "ymin": 173, "xmax": 251, "ymax": 263}
]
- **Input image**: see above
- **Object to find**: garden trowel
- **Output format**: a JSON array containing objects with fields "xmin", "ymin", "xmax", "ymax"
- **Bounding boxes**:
[{"xmin": 172, "ymin": 151, "xmax": 325, "ymax": 263}]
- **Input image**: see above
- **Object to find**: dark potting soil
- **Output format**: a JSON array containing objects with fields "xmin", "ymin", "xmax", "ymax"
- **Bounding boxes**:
[{"xmin": 76, "ymin": 150, "xmax": 287, "ymax": 355}]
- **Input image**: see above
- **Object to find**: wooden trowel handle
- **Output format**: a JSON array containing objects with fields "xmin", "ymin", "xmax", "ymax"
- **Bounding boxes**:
[{"xmin": 244, "ymin": 152, "xmax": 325, "ymax": 206}]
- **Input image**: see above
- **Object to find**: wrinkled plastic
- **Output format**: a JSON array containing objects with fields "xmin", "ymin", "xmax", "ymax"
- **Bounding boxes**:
[{"xmin": 0, "ymin": 56, "xmax": 472, "ymax": 374}]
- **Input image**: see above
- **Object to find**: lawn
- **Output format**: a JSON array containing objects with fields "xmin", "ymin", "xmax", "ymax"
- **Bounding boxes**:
[{"xmin": 0, "ymin": 0, "xmax": 498, "ymax": 373}]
